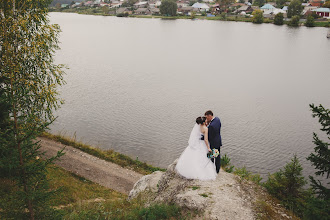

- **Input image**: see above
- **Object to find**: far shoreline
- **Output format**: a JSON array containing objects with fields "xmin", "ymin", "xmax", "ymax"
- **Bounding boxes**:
[{"xmin": 49, "ymin": 9, "xmax": 330, "ymax": 28}]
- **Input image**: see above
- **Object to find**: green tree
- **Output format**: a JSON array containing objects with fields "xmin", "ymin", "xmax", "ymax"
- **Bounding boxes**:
[
  {"xmin": 323, "ymin": 0, "xmax": 330, "ymax": 8},
  {"xmin": 274, "ymin": 12, "xmax": 284, "ymax": 25},
  {"xmin": 287, "ymin": 0, "xmax": 303, "ymax": 18},
  {"xmin": 304, "ymin": 104, "xmax": 330, "ymax": 219},
  {"xmin": 307, "ymin": 104, "xmax": 330, "ymax": 199},
  {"xmin": 276, "ymin": 0, "xmax": 286, "ymax": 8},
  {"xmin": 0, "ymin": 0, "xmax": 65, "ymax": 219},
  {"xmin": 252, "ymin": 9, "xmax": 264, "ymax": 23},
  {"xmin": 102, "ymin": 6, "xmax": 110, "ymax": 14},
  {"xmin": 218, "ymin": 0, "xmax": 234, "ymax": 12},
  {"xmin": 289, "ymin": 15, "xmax": 300, "ymax": 26},
  {"xmin": 254, "ymin": 0, "xmax": 265, "ymax": 7},
  {"xmin": 305, "ymin": 14, "xmax": 315, "ymax": 27},
  {"xmin": 160, "ymin": 0, "xmax": 177, "ymax": 16},
  {"xmin": 264, "ymin": 155, "xmax": 307, "ymax": 215}
]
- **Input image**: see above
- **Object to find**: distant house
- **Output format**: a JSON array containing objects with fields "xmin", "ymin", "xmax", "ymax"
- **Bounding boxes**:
[
  {"xmin": 192, "ymin": 2, "xmax": 210, "ymax": 12},
  {"xmin": 61, "ymin": 4, "xmax": 69, "ymax": 8},
  {"xmin": 111, "ymin": 3, "xmax": 123, "ymax": 8},
  {"xmin": 312, "ymin": 7, "xmax": 330, "ymax": 17},
  {"xmin": 302, "ymin": 6, "xmax": 318, "ymax": 16},
  {"xmin": 309, "ymin": 0, "xmax": 324, "ymax": 7},
  {"xmin": 237, "ymin": 5, "xmax": 253, "ymax": 14},
  {"xmin": 149, "ymin": 1, "xmax": 161, "ymax": 8},
  {"xmin": 177, "ymin": 1, "xmax": 189, "ymax": 8},
  {"xmin": 210, "ymin": 4, "xmax": 220, "ymax": 13},
  {"xmin": 179, "ymin": 6, "xmax": 198, "ymax": 15},
  {"xmin": 84, "ymin": 1, "xmax": 94, "ymax": 7},
  {"xmin": 150, "ymin": 7, "xmax": 160, "ymax": 15},
  {"xmin": 134, "ymin": 1, "xmax": 148, "ymax": 9},
  {"xmin": 260, "ymin": 4, "xmax": 275, "ymax": 12},
  {"xmin": 135, "ymin": 7, "xmax": 152, "ymax": 15},
  {"xmin": 116, "ymin": 7, "xmax": 132, "ymax": 14}
]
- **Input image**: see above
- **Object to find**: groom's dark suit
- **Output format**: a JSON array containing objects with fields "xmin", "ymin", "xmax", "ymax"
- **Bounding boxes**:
[{"xmin": 208, "ymin": 117, "xmax": 222, "ymax": 173}]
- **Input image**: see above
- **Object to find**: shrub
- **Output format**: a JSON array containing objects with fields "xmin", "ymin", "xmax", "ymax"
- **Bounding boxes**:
[
  {"xmin": 263, "ymin": 155, "xmax": 308, "ymax": 216},
  {"xmin": 305, "ymin": 14, "xmax": 315, "ymax": 27},
  {"xmin": 117, "ymin": 12, "xmax": 129, "ymax": 17},
  {"xmin": 289, "ymin": 15, "xmax": 300, "ymax": 26},
  {"xmin": 221, "ymin": 154, "xmax": 235, "ymax": 173},
  {"xmin": 274, "ymin": 13, "xmax": 284, "ymax": 25},
  {"xmin": 252, "ymin": 10, "xmax": 264, "ymax": 24}
]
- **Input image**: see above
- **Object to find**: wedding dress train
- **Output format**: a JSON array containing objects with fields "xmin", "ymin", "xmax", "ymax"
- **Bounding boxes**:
[{"xmin": 175, "ymin": 124, "xmax": 217, "ymax": 180}]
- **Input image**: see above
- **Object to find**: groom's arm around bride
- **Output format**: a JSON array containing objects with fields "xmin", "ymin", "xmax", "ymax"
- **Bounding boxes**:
[{"xmin": 205, "ymin": 110, "xmax": 222, "ymax": 174}]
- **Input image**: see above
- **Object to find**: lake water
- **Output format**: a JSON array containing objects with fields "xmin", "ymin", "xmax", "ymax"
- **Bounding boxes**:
[{"xmin": 49, "ymin": 12, "xmax": 330, "ymax": 179}]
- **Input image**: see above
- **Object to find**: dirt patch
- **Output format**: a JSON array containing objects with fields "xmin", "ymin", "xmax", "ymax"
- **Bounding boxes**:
[{"xmin": 38, "ymin": 137, "xmax": 142, "ymax": 194}]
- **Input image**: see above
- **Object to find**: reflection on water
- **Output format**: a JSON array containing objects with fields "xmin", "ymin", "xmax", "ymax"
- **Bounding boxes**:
[{"xmin": 49, "ymin": 12, "xmax": 330, "ymax": 179}]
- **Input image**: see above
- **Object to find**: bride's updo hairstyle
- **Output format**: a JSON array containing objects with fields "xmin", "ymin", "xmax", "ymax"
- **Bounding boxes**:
[{"xmin": 196, "ymin": 116, "xmax": 206, "ymax": 125}]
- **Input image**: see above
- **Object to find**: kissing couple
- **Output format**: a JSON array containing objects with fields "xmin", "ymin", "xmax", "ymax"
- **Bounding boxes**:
[{"xmin": 175, "ymin": 110, "xmax": 222, "ymax": 181}]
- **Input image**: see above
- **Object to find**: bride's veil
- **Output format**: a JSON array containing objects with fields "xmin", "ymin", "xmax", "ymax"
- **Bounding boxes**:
[{"xmin": 188, "ymin": 123, "xmax": 201, "ymax": 148}]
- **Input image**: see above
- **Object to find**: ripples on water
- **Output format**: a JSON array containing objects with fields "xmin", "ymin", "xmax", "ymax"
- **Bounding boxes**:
[{"xmin": 49, "ymin": 13, "xmax": 330, "ymax": 179}]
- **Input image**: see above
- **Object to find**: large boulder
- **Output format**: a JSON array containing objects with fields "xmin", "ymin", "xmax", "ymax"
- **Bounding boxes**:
[{"xmin": 129, "ymin": 159, "xmax": 255, "ymax": 219}]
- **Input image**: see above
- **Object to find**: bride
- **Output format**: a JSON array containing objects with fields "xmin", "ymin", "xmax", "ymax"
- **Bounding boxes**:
[{"xmin": 175, "ymin": 117, "xmax": 217, "ymax": 180}]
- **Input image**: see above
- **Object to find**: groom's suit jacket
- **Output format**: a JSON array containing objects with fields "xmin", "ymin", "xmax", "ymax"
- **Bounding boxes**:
[{"xmin": 208, "ymin": 117, "xmax": 222, "ymax": 149}]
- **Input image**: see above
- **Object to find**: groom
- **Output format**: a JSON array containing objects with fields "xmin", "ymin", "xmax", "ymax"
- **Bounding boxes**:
[{"xmin": 205, "ymin": 110, "xmax": 222, "ymax": 173}]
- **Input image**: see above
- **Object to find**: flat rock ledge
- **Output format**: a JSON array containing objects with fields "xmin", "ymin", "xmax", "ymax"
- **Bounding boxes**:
[{"xmin": 129, "ymin": 159, "xmax": 255, "ymax": 220}]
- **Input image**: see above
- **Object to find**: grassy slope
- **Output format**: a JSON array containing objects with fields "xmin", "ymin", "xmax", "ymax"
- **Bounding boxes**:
[
  {"xmin": 41, "ymin": 132, "xmax": 165, "ymax": 175},
  {"xmin": 0, "ymin": 165, "xmax": 183, "ymax": 219}
]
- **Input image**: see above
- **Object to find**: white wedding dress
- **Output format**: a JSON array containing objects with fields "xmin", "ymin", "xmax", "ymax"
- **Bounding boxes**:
[{"xmin": 175, "ymin": 124, "xmax": 217, "ymax": 180}]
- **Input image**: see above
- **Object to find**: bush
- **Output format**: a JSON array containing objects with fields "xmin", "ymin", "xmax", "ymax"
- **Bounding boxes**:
[
  {"xmin": 289, "ymin": 15, "xmax": 300, "ymax": 26},
  {"xmin": 117, "ymin": 12, "xmax": 129, "ymax": 17},
  {"xmin": 305, "ymin": 14, "xmax": 315, "ymax": 27},
  {"xmin": 263, "ymin": 155, "xmax": 308, "ymax": 216},
  {"xmin": 274, "ymin": 13, "xmax": 284, "ymax": 25},
  {"xmin": 221, "ymin": 154, "xmax": 235, "ymax": 173},
  {"xmin": 252, "ymin": 10, "xmax": 264, "ymax": 24},
  {"xmin": 234, "ymin": 167, "xmax": 262, "ymax": 184}
]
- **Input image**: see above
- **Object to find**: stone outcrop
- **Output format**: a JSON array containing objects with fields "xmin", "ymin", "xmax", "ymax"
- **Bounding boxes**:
[{"xmin": 129, "ymin": 159, "xmax": 255, "ymax": 219}]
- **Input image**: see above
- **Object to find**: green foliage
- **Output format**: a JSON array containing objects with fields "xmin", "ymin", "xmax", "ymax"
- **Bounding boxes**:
[
  {"xmin": 252, "ymin": 10, "xmax": 264, "ymax": 24},
  {"xmin": 117, "ymin": 12, "xmax": 129, "ymax": 17},
  {"xmin": 218, "ymin": 0, "xmax": 235, "ymax": 9},
  {"xmin": 1, "ymin": 165, "xmax": 185, "ymax": 220},
  {"xmin": 220, "ymin": 12, "xmax": 227, "ymax": 20},
  {"xmin": 221, "ymin": 154, "xmax": 235, "ymax": 173},
  {"xmin": 0, "ymin": 0, "xmax": 65, "ymax": 218},
  {"xmin": 234, "ymin": 167, "xmax": 262, "ymax": 184},
  {"xmin": 253, "ymin": 0, "xmax": 265, "ymax": 7},
  {"xmin": 305, "ymin": 104, "xmax": 330, "ymax": 218},
  {"xmin": 263, "ymin": 155, "xmax": 307, "ymax": 216},
  {"xmin": 289, "ymin": 15, "xmax": 300, "ymax": 26},
  {"xmin": 276, "ymin": 0, "xmax": 287, "ymax": 9},
  {"xmin": 274, "ymin": 13, "xmax": 284, "ymax": 25},
  {"xmin": 323, "ymin": 0, "xmax": 330, "ymax": 8},
  {"xmin": 305, "ymin": 15, "xmax": 315, "ymax": 27},
  {"xmin": 160, "ymin": 0, "xmax": 178, "ymax": 16},
  {"xmin": 287, "ymin": 0, "xmax": 303, "ymax": 18}
]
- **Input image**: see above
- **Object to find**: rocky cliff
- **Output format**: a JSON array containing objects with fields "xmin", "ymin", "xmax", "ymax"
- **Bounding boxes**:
[{"xmin": 129, "ymin": 159, "xmax": 298, "ymax": 220}]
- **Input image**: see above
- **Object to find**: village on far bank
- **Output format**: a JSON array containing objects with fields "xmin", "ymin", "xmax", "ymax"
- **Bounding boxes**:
[{"xmin": 52, "ymin": 0, "xmax": 330, "ymax": 26}]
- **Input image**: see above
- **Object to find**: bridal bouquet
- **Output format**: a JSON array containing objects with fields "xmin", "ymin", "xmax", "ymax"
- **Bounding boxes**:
[{"xmin": 207, "ymin": 149, "xmax": 219, "ymax": 159}]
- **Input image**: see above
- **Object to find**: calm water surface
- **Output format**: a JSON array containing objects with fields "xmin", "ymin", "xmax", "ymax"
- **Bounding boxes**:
[{"xmin": 49, "ymin": 12, "xmax": 330, "ymax": 179}]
